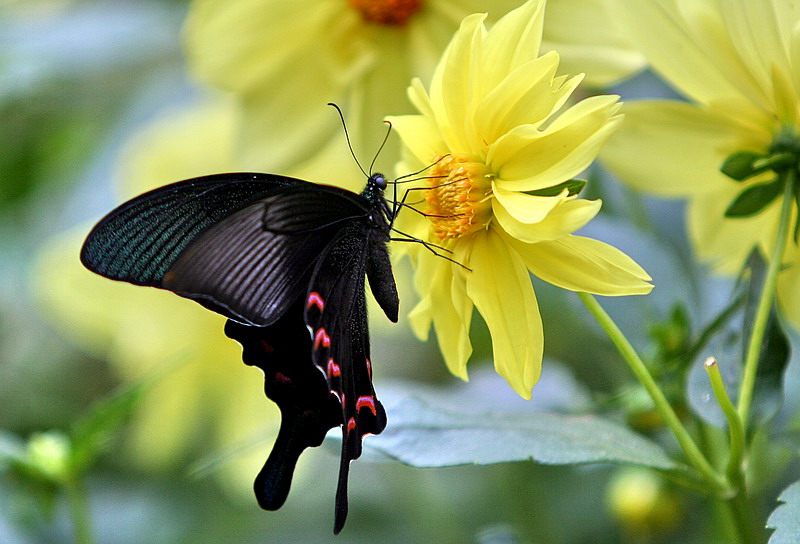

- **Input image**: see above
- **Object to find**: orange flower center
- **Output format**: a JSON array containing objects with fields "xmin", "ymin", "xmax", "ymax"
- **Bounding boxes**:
[
  {"xmin": 348, "ymin": 0, "xmax": 422, "ymax": 25},
  {"xmin": 426, "ymin": 154, "xmax": 492, "ymax": 239}
]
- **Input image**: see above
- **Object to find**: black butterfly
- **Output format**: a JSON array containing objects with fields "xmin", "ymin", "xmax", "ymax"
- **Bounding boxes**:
[{"xmin": 80, "ymin": 170, "xmax": 398, "ymax": 533}]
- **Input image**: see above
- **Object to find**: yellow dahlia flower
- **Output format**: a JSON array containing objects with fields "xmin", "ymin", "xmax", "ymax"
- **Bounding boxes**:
[
  {"xmin": 35, "ymin": 101, "xmax": 275, "ymax": 492},
  {"xmin": 184, "ymin": 0, "xmax": 644, "ymax": 189},
  {"xmin": 388, "ymin": 0, "xmax": 653, "ymax": 399},
  {"xmin": 601, "ymin": 0, "xmax": 800, "ymax": 326}
]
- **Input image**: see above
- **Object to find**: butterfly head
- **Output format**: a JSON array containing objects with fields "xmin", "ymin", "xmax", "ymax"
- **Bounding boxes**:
[
  {"xmin": 361, "ymin": 172, "xmax": 388, "ymax": 202},
  {"xmin": 370, "ymin": 173, "xmax": 387, "ymax": 190}
]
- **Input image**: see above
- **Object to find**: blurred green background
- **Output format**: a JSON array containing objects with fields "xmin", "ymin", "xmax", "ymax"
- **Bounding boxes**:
[{"xmin": 2, "ymin": 1, "xmax": 798, "ymax": 543}]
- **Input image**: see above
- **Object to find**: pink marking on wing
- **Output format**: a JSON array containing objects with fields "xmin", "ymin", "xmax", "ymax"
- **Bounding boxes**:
[
  {"xmin": 356, "ymin": 395, "xmax": 377, "ymax": 416},
  {"xmin": 274, "ymin": 372, "xmax": 291, "ymax": 384},
  {"xmin": 313, "ymin": 328, "xmax": 330, "ymax": 349},
  {"xmin": 365, "ymin": 358, "xmax": 372, "ymax": 378},
  {"xmin": 346, "ymin": 417, "xmax": 356, "ymax": 433},
  {"xmin": 307, "ymin": 291, "xmax": 325, "ymax": 311},
  {"xmin": 327, "ymin": 358, "xmax": 341, "ymax": 378}
]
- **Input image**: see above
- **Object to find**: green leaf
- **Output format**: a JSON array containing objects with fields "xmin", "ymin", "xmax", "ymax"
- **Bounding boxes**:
[
  {"xmin": 721, "ymin": 151, "xmax": 766, "ymax": 181},
  {"xmin": 793, "ymin": 184, "xmax": 800, "ymax": 243},
  {"xmin": 525, "ymin": 179, "xmax": 586, "ymax": 197},
  {"xmin": 363, "ymin": 387, "xmax": 678, "ymax": 471},
  {"xmin": 69, "ymin": 380, "xmax": 148, "ymax": 473},
  {"xmin": 768, "ymin": 480, "xmax": 800, "ymax": 544},
  {"xmin": 649, "ymin": 304, "xmax": 691, "ymax": 372},
  {"xmin": 725, "ymin": 178, "xmax": 784, "ymax": 218}
]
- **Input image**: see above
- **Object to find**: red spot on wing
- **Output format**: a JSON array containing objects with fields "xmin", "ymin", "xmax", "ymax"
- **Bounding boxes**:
[
  {"xmin": 346, "ymin": 417, "xmax": 356, "ymax": 433},
  {"xmin": 313, "ymin": 328, "xmax": 331, "ymax": 349},
  {"xmin": 365, "ymin": 358, "xmax": 372, "ymax": 378},
  {"xmin": 307, "ymin": 291, "xmax": 325, "ymax": 311},
  {"xmin": 259, "ymin": 339, "xmax": 274, "ymax": 353},
  {"xmin": 274, "ymin": 372, "xmax": 291, "ymax": 384},
  {"xmin": 327, "ymin": 358, "xmax": 341, "ymax": 378},
  {"xmin": 356, "ymin": 395, "xmax": 377, "ymax": 416}
]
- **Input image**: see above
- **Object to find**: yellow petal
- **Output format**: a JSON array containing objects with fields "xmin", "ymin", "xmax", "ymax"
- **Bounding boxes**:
[
  {"xmin": 409, "ymin": 252, "xmax": 473, "ymax": 379},
  {"xmin": 407, "ymin": 78, "xmax": 435, "ymax": 119},
  {"xmin": 489, "ymin": 95, "xmax": 622, "ymax": 191},
  {"xmin": 605, "ymin": 0, "xmax": 762, "ymax": 106},
  {"xmin": 481, "ymin": 0, "xmax": 545, "ymax": 93},
  {"xmin": 387, "ymin": 114, "xmax": 446, "ymax": 169},
  {"xmin": 186, "ymin": 0, "xmax": 352, "ymax": 93},
  {"xmin": 541, "ymin": 0, "xmax": 645, "ymax": 87},
  {"xmin": 770, "ymin": 64, "xmax": 800, "ymax": 126},
  {"xmin": 429, "ymin": 12, "xmax": 486, "ymax": 154},
  {"xmin": 117, "ymin": 100, "xmax": 237, "ymax": 197},
  {"xmin": 185, "ymin": 0, "xmax": 361, "ymax": 171},
  {"xmin": 465, "ymin": 229, "xmax": 543, "ymax": 399},
  {"xmin": 492, "ymin": 184, "xmax": 568, "ymax": 223},
  {"xmin": 474, "ymin": 52, "xmax": 582, "ymax": 145},
  {"xmin": 601, "ymin": 100, "xmax": 748, "ymax": 197},
  {"xmin": 492, "ymin": 187, "xmax": 602, "ymax": 243},
  {"xmin": 686, "ymin": 188, "xmax": 780, "ymax": 274},
  {"xmin": 511, "ymin": 234, "xmax": 653, "ymax": 295},
  {"xmin": 721, "ymin": 0, "xmax": 791, "ymax": 99}
]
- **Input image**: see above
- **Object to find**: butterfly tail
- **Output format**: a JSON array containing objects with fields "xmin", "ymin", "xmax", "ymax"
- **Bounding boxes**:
[{"xmin": 254, "ymin": 413, "xmax": 305, "ymax": 510}]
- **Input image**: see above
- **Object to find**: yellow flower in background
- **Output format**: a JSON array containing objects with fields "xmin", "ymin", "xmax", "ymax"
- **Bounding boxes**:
[
  {"xmin": 184, "ymin": 0, "xmax": 644, "ymax": 190},
  {"xmin": 601, "ymin": 0, "xmax": 800, "ymax": 326},
  {"xmin": 388, "ymin": 0, "xmax": 653, "ymax": 399},
  {"xmin": 35, "ymin": 101, "xmax": 275, "ymax": 493}
]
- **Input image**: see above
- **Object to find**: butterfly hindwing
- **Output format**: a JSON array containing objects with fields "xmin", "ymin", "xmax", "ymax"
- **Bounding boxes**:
[
  {"xmin": 303, "ymin": 225, "xmax": 390, "ymax": 533},
  {"xmin": 224, "ymin": 304, "xmax": 342, "ymax": 511}
]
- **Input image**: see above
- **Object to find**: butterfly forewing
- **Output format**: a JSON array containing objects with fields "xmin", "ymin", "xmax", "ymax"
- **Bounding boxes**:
[
  {"xmin": 162, "ymin": 184, "xmax": 374, "ymax": 325},
  {"xmin": 80, "ymin": 173, "xmax": 300, "ymax": 286}
]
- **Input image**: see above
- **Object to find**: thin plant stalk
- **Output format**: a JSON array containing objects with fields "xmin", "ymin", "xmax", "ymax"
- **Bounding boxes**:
[
  {"xmin": 578, "ymin": 292, "xmax": 729, "ymax": 495},
  {"xmin": 737, "ymin": 171, "xmax": 795, "ymax": 431},
  {"xmin": 65, "ymin": 477, "xmax": 94, "ymax": 544}
]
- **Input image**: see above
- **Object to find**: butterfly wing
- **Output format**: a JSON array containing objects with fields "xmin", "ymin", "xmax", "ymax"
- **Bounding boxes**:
[
  {"xmin": 303, "ymin": 224, "xmax": 388, "ymax": 534},
  {"xmin": 80, "ymin": 173, "xmax": 300, "ymax": 286},
  {"xmin": 224, "ymin": 304, "xmax": 342, "ymax": 512},
  {"xmin": 82, "ymin": 174, "xmax": 372, "ymax": 326},
  {"xmin": 162, "ymin": 184, "xmax": 370, "ymax": 325}
]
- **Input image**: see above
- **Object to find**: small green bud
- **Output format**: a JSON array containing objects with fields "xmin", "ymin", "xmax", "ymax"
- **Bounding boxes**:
[{"xmin": 26, "ymin": 431, "xmax": 72, "ymax": 483}]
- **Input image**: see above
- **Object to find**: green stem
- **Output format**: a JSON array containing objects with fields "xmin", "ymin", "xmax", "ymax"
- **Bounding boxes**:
[
  {"xmin": 65, "ymin": 477, "xmax": 94, "ymax": 544},
  {"xmin": 737, "ymin": 171, "xmax": 795, "ymax": 431},
  {"xmin": 703, "ymin": 357, "xmax": 745, "ymax": 483},
  {"xmin": 578, "ymin": 292, "xmax": 730, "ymax": 495},
  {"xmin": 723, "ymin": 490, "xmax": 767, "ymax": 544}
]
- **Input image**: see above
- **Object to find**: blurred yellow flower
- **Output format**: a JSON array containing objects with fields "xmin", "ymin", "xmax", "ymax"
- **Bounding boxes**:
[
  {"xmin": 35, "ymin": 100, "xmax": 275, "ymax": 493},
  {"xmin": 184, "ymin": 0, "xmax": 644, "ymax": 189},
  {"xmin": 601, "ymin": 0, "xmax": 800, "ymax": 326},
  {"xmin": 388, "ymin": 0, "xmax": 653, "ymax": 399}
]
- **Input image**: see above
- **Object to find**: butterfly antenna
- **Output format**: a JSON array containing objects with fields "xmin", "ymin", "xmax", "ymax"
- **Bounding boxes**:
[
  {"xmin": 328, "ymin": 103, "xmax": 368, "ymax": 177},
  {"xmin": 368, "ymin": 120, "xmax": 393, "ymax": 176},
  {"xmin": 392, "ymin": 154, "xmax": 450, "ymax": 184}
]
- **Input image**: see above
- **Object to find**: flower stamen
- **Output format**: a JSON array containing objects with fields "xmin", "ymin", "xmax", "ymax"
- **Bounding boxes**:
[
  {"xmin": 348, "ymin": 0, "xmax": 423, "ymax": 26},
  {"xmin": 425, "ymin": 154, "xmax": 491, "ymax": 239}
]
